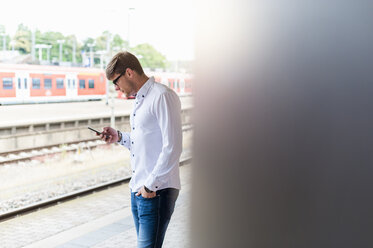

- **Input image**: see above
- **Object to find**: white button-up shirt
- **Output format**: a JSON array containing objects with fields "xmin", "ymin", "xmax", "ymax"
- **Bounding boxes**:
[{"xmin": 118, "ymin": 77, "xmax": 182, "ymax": 193}]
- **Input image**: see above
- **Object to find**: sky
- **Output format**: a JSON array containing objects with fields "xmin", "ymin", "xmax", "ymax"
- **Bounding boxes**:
[{"xmin": 0, "ymin": 0, "xmax": 195, "ymax": 61}]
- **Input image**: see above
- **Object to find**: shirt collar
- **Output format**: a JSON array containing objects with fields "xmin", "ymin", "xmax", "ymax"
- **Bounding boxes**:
[{"xmin": 136, "ymin": 76, "xmax": 154, "ymax": 100}]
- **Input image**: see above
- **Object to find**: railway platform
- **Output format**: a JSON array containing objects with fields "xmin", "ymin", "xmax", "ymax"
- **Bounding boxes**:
[
  {"xmin": 0, "ymin": 162, "xmax": 192, "ymax": 248},
  {"xmin": 0, "ymin": 96, "xmax": 193, "ymax": 154},
  {"xmin": 0, "ymin": 96, "xmax": 193, "ymax": 127}
]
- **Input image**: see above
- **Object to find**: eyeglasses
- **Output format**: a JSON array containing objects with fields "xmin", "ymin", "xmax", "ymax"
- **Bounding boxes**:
[{"xmin": 112, "ymin": 71, "xmax": 125, "ymax": 86}]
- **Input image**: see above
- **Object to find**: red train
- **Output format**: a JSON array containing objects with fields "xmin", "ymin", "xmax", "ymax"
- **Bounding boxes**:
[
  {"xmin": 0, "ymin": 64, "xmax": 192, "ymax": 105},
  {"xmin": 116, "ymin": 72, "xmax": 193, "ymax": 100}
]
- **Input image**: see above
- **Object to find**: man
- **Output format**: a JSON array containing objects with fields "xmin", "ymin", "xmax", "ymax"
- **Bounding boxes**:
[{"xmin": 99, "ymin": 51, "xmax": 182, "ymax": 248}]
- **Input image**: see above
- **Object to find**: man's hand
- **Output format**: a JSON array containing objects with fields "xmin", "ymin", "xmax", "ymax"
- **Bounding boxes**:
[
  {"xmin": 99, "ymin": 127, "xmax": 118, "ymax": 144},
  {"xmin": 136, "ymin": 186, "xmax": 157, "ymax": 198}
]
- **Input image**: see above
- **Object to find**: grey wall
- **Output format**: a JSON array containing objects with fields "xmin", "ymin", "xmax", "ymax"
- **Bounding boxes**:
[{"xmin": 192, "ymin": 1, "xmax": 373, "ymax": 247}]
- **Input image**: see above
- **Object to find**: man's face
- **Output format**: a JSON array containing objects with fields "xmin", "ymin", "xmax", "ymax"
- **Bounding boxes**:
[{"xmin": 111, "ymin": 70, "xmax": 136, "ymax": 97}]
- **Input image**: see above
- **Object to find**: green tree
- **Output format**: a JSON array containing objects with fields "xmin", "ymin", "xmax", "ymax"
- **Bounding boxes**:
[
  {"xmin": 82, "ymin": 37, "xmax": 95, "ymax": 51},
  {"xmin": 111, "ymin": 34, "xmax": 128, "ymax": 52},
  {"xmin": 13, "ymin": 24, "xmax": 31, "ymax": 54},
  {"xmin": 95, "ymin": 31, "xmax": 110, "ymax": 51},
  {"xmin": 40, "ymin": 32, "xmax": 54, "ymax": 59},
  {"xmin": 132, "ymin": 43, "xmax": 167, "ymax": 70},
  {"xmin": 4, "ymin": 25, "xmax": 169, "ymax": 67}
]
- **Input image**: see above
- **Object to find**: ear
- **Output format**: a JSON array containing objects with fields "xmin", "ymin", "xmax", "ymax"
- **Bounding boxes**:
[{"xmin": 126, "ymin": 68, "xmax": 134, "ymax": 78}]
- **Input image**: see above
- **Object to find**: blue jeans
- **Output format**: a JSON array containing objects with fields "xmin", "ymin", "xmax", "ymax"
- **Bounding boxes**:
[{"xmin": 131, "ymin": 188, "xmax": 179, "ymax": 248}]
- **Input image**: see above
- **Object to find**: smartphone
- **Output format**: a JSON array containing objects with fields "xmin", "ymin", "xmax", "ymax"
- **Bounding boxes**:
[{"xmin": 88, "ymin": 127, "xmax": 102, "ymax": 135}]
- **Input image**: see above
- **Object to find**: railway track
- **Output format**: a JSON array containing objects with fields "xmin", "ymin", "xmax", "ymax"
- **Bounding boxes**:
[
  {"xmin": 0, "ymin": 154, "xmax": 192, "ymax": 222},
  {"xmin": 0, "ymin": 138, "xmax": 104, "ymax": 165},
  {"xmin": 0, "ymin": 124, "xmax": 193, "ymax": 165}
]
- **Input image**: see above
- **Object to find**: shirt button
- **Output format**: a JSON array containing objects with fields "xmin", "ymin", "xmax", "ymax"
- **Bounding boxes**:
[
  {"xmin": 133, "ymin": 154, "xmax": 135, "ymax": 157},
  {"xmin": 155, "ymin": 186, "xmax": 158, "ymax": 189},
  {"xmin": 132, "ymin": 141, "xmax": 134, "ymax": 144},
  {"xmin": 142, "ymin": 95, "xmax": 144, "ymax": 97},
  {"xmin": 124, "ymin": 141, "xmax": 126, "ymax": 143},
  {"xmin": 133, "ymin": 127, "xmax": 135, "ymax": 130},
  {"xmin": 136, "ymin": 102, "xmax": 138, "ymax": 104},
  {"xmin": 132, "ymin": 170, "xmax": 135, "ymax": 173},
  {"xmin": 133, "ymin": 114, "xmax": 136, "ymax": 116}
]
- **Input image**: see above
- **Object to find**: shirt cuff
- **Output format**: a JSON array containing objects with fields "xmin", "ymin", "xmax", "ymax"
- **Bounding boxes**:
[
  {"xmin": 117, "ymin": 131, "xmax": 130, "ymax": 148},
  {"xmin": 144, "ymin": 174, "xmax": 161, "ymax": 192}
]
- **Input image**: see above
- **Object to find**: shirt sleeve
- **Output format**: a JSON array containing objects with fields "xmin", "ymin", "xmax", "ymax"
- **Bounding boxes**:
[
  {"xmin": 117, "ymin": 131, "xmax": 131, "ymax": 150},
  {"xmin": 144, "ymin": 91, "xmax": 183, "ymax": 191}
]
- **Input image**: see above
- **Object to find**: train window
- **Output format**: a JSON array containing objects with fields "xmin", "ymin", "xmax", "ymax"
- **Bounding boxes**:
[
  {"xmin": 2, "ymin": 78, "xmax": 13, "ymax": 90},
  {"xmin": 44, "ymin": 78, "xmax": 52, "ymax": 89},
  {"xmin": 32, "ymin": 78, "xmax": 41, "ymax": 89},
  {"xmin": 57, "ymin": 78, "xmax": 64, "ymax": 89},
  {"xmin": 79, "ymin": 79, "xmax": 86, "ymax": 89},
  {"xmin": 24, "ymin": 79, "xmax": 27, "ymax": 89},
  {"xmin": 88, "ymin": 79, "xmax": 94, "ymax": 88},
  {"xmin": 18, "ymin": 78, "xmax": 21, "ymax": 89},
  {"xmin": 73, "ymin": 79, "xmax": 76, "ymax": 88},
  {"xmin": 68, "ymin": 79, "xmax": 71, "ymax": 88}
]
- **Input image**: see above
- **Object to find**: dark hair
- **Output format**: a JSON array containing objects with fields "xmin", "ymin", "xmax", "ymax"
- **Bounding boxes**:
[{"xmin": 106, "ymin": 51, "xmax": 144, "ymax": 79}]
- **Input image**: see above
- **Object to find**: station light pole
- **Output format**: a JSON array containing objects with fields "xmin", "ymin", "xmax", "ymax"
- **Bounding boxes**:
[
  {"xmin": 35, "ymin": 44, "xmax": 44, "ymax": 61},
  {"xmin": 46, "ymin": 45, "xmax": 52, "ymax": 63},
  {"xmin": 57, "ymin": 40, "xmax": 65, "ymax": 64},
  {"xmin": 110, "ymin": 92, "xmax": 115, "ymax": 129},
  {"xmin": 35, "ymin": 44, "xmax": 51, "ymax": 62},
  {"xmin": 87, "ymin": 43, "xmax": 95, "ymax": 67},
  {"xmin": 128, "ymin": 7, "xmax": 135, "ymax": 50},
  {"xmin": 72, "ymin": 40, "xmax": 76, "ymax": 64},
  {"xmin": 96, "ymin": 50, "xmax": 106, "ymax": 70},
  {"xmin": 9, "ymin": 40, "xmax": 15, "ymax": 52},
  {"xmin": 106, "ymin": 33, "xmax": 111, "ymax": 55},
  {"xmin": 94, "ymin": 50, "xmax": 110, "ymax": 105},
  {"xmin": 0, "ymin": 33, "xmax": 6, "ymax": 51}
]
